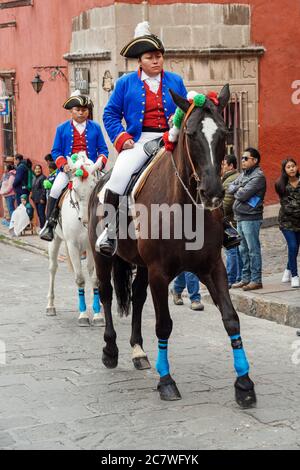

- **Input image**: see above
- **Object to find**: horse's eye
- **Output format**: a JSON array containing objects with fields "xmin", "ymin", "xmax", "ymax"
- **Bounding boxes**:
[{"xmin": 185, "ymin": 127, "xmax": 196, "ymax": 137}]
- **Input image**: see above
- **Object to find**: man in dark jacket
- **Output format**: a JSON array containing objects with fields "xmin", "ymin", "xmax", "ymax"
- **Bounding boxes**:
[
  {"xmin": 228, "ymin": 147, "xmax": 266, "ymax": 290},
  {"xmin": 13, "ymin": 154, "xmax": 29, "ymax": 205}
]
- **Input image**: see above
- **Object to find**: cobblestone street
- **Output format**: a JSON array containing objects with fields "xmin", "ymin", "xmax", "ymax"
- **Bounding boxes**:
[{"xmin": 0, "ymin": 241, "xmax": 300, "ymax": 450}]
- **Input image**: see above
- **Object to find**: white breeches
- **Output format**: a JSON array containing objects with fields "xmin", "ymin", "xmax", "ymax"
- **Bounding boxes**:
[
  {"xmin": 50, "ymin": 171, "xmax": 70, "ymax": 199},
  {"xmin": 106, "ymin": 132, "xmax": 163, "ymax": 195}
]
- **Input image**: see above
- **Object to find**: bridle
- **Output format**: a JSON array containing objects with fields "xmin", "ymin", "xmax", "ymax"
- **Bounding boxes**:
[
  {"xmin": 68, "ymin": 174, "xmax": 90, "ymax": 229},
  {"xmin": 170, "ymin": 101, "xmax": 203, "ymax": 209}
]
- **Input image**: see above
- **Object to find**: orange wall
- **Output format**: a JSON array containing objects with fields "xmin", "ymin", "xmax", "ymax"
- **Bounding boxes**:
[
  {"xmin": 0, "ymin": 0, "xmax": 114, "ymax": 170},
  {"xmin": 1, "ymin": 0, "xmax": 300, "ymax": 203}
]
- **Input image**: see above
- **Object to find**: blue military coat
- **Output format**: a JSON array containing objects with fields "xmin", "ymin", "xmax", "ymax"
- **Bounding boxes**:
[
  {"xmin": 103, "ymin": 70, "xmax": 187, "ymax": 147},
  {"xmin": 52, "ymin": 120, "xmax": 108, "ymax": 168}
]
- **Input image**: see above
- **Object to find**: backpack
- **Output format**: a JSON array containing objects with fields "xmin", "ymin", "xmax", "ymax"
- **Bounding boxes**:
[
  {"xmin": 25, "ymin": 159, "xmax": 34, "ymax": 191},
  {"xmin": 27, "ymin": 168, "xmax": 34, "ymax": 191}
]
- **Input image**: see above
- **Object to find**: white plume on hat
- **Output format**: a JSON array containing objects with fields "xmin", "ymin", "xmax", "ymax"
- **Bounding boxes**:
[
  {"xmin": 70, "ymin": 90, "xmax": 81, "ymax": 97},
  {"xmin": 134, "ymin": 21, "xmax": 152, "ymax": 38}
]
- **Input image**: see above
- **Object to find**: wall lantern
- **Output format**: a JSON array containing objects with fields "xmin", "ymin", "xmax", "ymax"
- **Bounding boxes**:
[
  {"xmin": 31, "ymin": 66, "xmax": 68, "ymax": 94},
  {"xmin": 31, "ymin": 74, "xmax": 44, "ymax": 94}
]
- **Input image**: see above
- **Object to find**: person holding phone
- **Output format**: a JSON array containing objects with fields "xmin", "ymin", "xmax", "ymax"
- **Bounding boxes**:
[{"xmin": 228, "ymin": 147, "xmax": 266, "ymax": 291}]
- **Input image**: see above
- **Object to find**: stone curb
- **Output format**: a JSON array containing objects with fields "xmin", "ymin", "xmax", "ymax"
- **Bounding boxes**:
[
  {"xmin": 0, "ymin": 234, "xmax": 48, "ymax": 259},
  {"xmin": 201, "ymin": 291, "xmax": 300, "ymax": 328}
]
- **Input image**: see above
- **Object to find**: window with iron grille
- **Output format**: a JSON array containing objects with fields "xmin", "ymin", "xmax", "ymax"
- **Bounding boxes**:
[{"xmin": 224, "ymin": 91, "xmax": 250, "ymax": 169}]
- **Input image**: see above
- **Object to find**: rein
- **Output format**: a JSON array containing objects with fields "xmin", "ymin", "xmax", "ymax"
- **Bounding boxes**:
[
  {"xmin": 170, "ymin": 101, "xmax": 203, "ymax": 209},
  {"xmin": 69, "ymin": 186, "xmax": 88, "ymax": 229}
]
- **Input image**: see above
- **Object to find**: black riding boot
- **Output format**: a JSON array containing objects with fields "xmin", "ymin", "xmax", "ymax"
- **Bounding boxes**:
[
  {"xmin": 95, "ymin": 189, "xmax": 120, "ymax": 256},
  {"xmin": 39, "ymin": 196, "xmax": 58, "ymax": 242},
  {"xmin": 223, "ymin": 219, "xmax": 242, "ymax": 249}
]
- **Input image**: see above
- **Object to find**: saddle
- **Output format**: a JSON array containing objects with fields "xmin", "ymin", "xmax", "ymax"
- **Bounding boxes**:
[
  {"xmin": 58, "ymin": 187, "xmax": 69, "ymax": 209},
  {"xmin": 124, "ymin": 137, "xmax": 165, "ymax": 196},
  {"xmin": 143, "ymin": 137, "xmax": 164, "ymax": 159}
]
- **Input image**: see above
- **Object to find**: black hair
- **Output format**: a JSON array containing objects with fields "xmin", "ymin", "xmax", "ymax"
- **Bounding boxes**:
[
  {"xmin": 275, "ymin": 158, "xmax": 299, "ymax": 197},
  {"xmin": 224, "ymin": 154, "xmax": 237, "ymax": 169},
  {"xmin": 44, "ymin": 153, "xmax": 54, "ymax": 163},
  {"xmin": 26, "ymin": 158, "xmax": 32, "ymax": 169},
  {"xmin": 244, "ymin": 147, "xmax": 261, "ymax": 164},
  {"xmin": 48, "ymin": 161, "xmax": 57, "ymax": 171},
  {"xmin": 15, "ymin": 153, "xmax": 24, "ymax": 162},
  {"xmin": 6, "ymin": 164, "xmax": 14, "ymax": 172}
]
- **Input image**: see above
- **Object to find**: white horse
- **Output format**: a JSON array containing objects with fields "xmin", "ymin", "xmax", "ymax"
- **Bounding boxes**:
[{"xmin": 46, "ymin": 151, "xmax": 105, "ymax": 326}]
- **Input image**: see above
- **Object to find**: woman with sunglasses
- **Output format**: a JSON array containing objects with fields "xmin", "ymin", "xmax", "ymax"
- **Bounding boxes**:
[{"xmin": 275, "ymin": 158, "xmax": 300, "ymax": 288}]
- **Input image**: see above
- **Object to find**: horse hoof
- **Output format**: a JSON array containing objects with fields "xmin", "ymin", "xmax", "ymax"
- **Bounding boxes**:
[
  {"xmin": 77, "ymin": 315, "xmax": 90, "ymax": 327},
  {"xmin": 91, "ymin": 315, "xmax": 105, "ymax": 327},
  {"xmin": 235, "ymin": 387, "xmax": 257, "ymax": 408},
  {"xmin": 132, "ymin": 356, "xmax": 151, "ymax": 370},
  {"xmin": 102, "ymin": 351, "xmax": 118, "ymax": 369},
  {"xmin": 235, "ymin": 374, "xmax": 257, "ymax": 409},
  {"xmin": 46, "ymin": 307, "xmax": 56, "ymax": 316},
  {"xmin": 157, "ymin": 374, "xmax": 182, "ymax": 401}
]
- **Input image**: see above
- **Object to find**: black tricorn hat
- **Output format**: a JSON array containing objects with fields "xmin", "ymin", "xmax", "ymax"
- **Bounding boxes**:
[
  {"xmin": 63, "ymin": 91, "xmax": 93, "ymax": 110},
  {"xmin": 120, "ymin": 22, "xmax": 165, "ymax": 59}
]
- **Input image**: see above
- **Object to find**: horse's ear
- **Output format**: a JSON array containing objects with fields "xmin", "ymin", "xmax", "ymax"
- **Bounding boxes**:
[
  {"xmin": 169, "ymin": 89, "xmax": 190, "ymax": 113},
  {"xmin": 218, "ymin": 84, "xmax": 230, "ymax": 112}
]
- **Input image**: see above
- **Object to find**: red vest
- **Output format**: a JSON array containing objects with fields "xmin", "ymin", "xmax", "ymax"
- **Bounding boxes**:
[
  {"xmin": 72, "ymin": 124, "xmax": 87, "ymax": 154},
  {"xmin": 143, "ymin": 81, "xmax": 168, "ymax": 130}
]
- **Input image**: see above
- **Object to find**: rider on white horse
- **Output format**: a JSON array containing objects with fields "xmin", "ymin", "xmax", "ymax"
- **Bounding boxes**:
[{"xmin": 40, "ymin": 91, "xmax": 109, "ymax": 241}]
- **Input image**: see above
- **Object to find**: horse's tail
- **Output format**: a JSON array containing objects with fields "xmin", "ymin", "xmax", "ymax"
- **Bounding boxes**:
[{"xmin": 112, "ymin": 255, "xmax": 132, "ymax": 317}]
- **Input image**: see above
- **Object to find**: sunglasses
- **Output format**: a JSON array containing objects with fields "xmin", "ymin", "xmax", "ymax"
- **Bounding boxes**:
[{"xmin": 241, "ymin": 156, "xmax": 254, "ymax": 161}]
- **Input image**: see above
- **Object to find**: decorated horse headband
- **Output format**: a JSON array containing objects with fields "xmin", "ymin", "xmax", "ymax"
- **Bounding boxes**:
[
  {"xmin": 67, "ymin": 151, "xmax": 105, "ymax": 180},
  {"xmin": 163, "ymin": 91, "xmax": 220, "ymax": 152}
]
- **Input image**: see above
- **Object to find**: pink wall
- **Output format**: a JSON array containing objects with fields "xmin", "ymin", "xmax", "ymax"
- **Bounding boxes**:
[
  {"xmin": 0, "ymin": 0, "xmax": 114, "ymax": 169},
  {"xmin": 1, "ymin": 0, "xmax": 300, "ymax": 203}
]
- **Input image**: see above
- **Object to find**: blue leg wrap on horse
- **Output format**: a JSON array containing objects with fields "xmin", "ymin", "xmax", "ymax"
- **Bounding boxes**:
[
  {"xmin": 156, "ymin": 339, "xmax": 170, "ymax": 378},
  {"xmin": 78, "ymin": 288, "xmax": 86, "ymax": 313},
  {"xmin": 230, "ymin": 334, "xmax": 249, "ymax": 377},
  {"xmin": 93, "ymin": 288, "xmax": 101, "ymax": 314}
]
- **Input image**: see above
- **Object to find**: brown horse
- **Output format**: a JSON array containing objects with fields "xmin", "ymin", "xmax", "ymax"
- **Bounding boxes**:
[{"xmin": 88, "ymin": 85, "xmax": 256, "ymax": 408}]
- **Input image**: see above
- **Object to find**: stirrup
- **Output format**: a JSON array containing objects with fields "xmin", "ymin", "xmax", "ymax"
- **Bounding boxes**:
[
  {"xmin": 39, "ymin": 221, "xmax": 54, "ymax": 241},
  {"xmin": 95, "ymin": 227, "xmax": 117, "ymax": 257}
]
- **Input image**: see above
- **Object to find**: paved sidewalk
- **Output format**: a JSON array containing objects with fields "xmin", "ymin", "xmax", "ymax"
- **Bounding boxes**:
[
  {"xmin": 202, "ymin": 273, "xmax": 300, "ymax": 328},
  {"xmin": 0, "ymin": 243, "xmax": 300, "ymax": 450},
  {"xmin": 0, "ymin": 221, "xmax": 66, "ymax": 260}
]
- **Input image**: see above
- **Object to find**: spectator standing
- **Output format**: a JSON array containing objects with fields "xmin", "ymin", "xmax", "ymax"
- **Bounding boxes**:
[
  {"xmin": 275, "ymin": 158, "xmax": 300, "ymax": 288},
  {"xmin": 171, "ymin": 272, "xmax": 204, "ymax": 311},
  {"xmin": 228, "ymin": 147, "xmax": 266, "ymax": 291},
  {"xmin": 31, "ymin": 164, "xmax": 47, "ymax": 228},
  {"xmin": 0, "ymin": 163, "xmax": 16, "ymax": 224},
  {"xmin": 13, "ymin": 154, "xmax": 29, "ymax": 205},
  {"xmin": 221, "ymin": 155, "xmax": 242, "ymax": 288}
]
